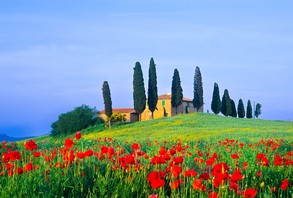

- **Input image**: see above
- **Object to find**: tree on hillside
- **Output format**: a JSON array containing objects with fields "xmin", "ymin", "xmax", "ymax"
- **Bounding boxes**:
[
  {"xmin": 221, "ymin": 89, "xmax": 232, "ymax": 116},
  {"xmin": 133, "ymin": 62, "xmax": 146, "ymax": 121},
  {"xmin": 147, "ymin": 58, "xmax": 158, "ymax": 119},
  {"xmin": 193, "ymin": 66, "xmax": 204, "ymax": 112},
  {"xmin": 230, "ymin": 99, "xmax": 237, "ymax": 117},
  {"xmin": 171, "ymin": 68, "xmax": 183, "ymax": 115},
  {"xmin": 237, "ymin": 99, "xmax": 245, "ymax": 118},
  {"xmin": 211, "ymin": 82, "xmax": 221, "ymax": 114},
  {"xmin": 246, "ymin": 100, "xmax": 253, "ymax": 119},
  {"xmin": 102, "ymin": 81, "xmax": 113, "ymax": 128},
  {"xmin": 50, "ymin": 105, "xmax": 101, "ymax": 136},
  {"xmin": 255, "ymin": 103, "xmax": 262, "ymax": 118}
]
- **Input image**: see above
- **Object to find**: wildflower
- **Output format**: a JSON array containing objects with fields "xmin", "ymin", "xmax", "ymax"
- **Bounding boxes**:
[
  {"xmin": 34, "ymin": 151, "xmax": 41, "ymax": 157},
  {"xmin": 184, "ymin": 169, "xmax": 197, "ymax": 177},
  {"xmin": 209, "ymin": 192, "xmax": 219, "ymax": 198},
  {"xmin": 75, "ymin": 132, "xmax": 81, "ymax": 140},
  {"xmin": 147, "ymin": 171, "xmax": 165, "ymax": 189},
  {"xmin": 231, "ymin": 153, "xmax": 239, "ymax": 159},
  {"xmin": 25, "ymin": 140, "xmax": 38, "ymax": 151},
  {"xmin": 24, "ymin": 163, "xmax": 33, "ymax": 172},
  {"xmin": 64, "ymin": 138, "xmax": 74, "ymax": 149},
  {"xmin": 244, "ymin": 188, "xmax": 257, "ymax": 198},
  {"xmin": 131, "ymin": 143, "xmax": 140, "ymax": 150},
  {"xmin": 280, "ymin": 179, "xmax": 289, "ymax": 190},
  {"xmin": 192, "ymin": 179, "xmax": 206, "ymax": 191}
]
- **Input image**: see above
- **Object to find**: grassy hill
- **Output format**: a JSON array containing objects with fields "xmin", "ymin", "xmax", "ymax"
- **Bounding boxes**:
[{"xmin": 81, "ymin": 113, "xmax": 293, "ymax": 143}]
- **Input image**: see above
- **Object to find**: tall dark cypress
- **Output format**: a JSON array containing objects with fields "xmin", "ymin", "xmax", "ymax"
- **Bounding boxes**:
[
  {"xmin": 221, "ymin": 89, "xmax": 232, "ymax": 116},
  {"xmin": 211, "ymin": 82, "xmax": 221, "ymax": 114},
  {"xmin": 237, "ymin": 99, "xmax": 245, "ymax": 118},
  {"xmin": 230, "ymin": 99, "xmax": 237, "ymax": 117},
  {"xmin": 193, "ymin": 66, "xmax": 204, "ymax": 112},
  {"xmin": 102, "ymin": 81, "xmax": 112, "ymax": 128},
  {"xmin": 147, "ymin": 58, "xmax": 158, "ymax": 119},
  {"xmin": 254, "ymin": 103, "xmax": 262, "ymax": 118},
  {"xmin": 133, "ymin": 62, "xmax": 146, "ymax": 121},
  {"xmin": 246, "ymin": 100, "xmax": 253, "ymax": 119},
  {"xmin": 171, "ymin": 68, "xmax": 183, "ymax": 115}
]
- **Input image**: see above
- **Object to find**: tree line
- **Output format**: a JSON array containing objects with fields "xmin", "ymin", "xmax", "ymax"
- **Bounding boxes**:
[
  {"xmin": 51, "ymin": 58, "xmax": 262, "ymax": 135},
  {"xmin": 102, "ymin": 58, "xmax": 204, "ymax": 126},
  {"xmin": 211, "ymin": 83, "xmax": 262, "ymax": 118}
]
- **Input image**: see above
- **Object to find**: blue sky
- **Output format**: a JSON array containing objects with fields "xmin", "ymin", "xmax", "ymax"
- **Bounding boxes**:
[{"xmin": 1, "ymin": 0, "xmax": 292, "ymax": 137}]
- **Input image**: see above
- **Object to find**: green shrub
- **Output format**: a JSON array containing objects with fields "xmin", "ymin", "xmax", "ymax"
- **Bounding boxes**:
[{"xmin": 50, "ymin": 105, "xmax": 104, "ymax": 136}]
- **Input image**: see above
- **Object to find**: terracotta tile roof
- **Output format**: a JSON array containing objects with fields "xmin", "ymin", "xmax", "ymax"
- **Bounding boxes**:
[
  {"xmin": 157, "ymin": 94, "xmax": 193, "ymax": 102},
  {"xmin": 100, "ymin": 108, "xmax": 134, "ymax": 114}
]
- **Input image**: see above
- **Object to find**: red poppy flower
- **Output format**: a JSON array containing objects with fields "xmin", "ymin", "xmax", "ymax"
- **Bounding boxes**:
[
  {"xmin": 75, "ymin": 132, "xmax": 81, "ymax": 140},
  {"xmin": 64, "ymin": 138, "xmax": 74, "ymax": 149},
  {"xmin": 256, "ymin": 153, "xmax": 266, "ymax": 160},
  {"xmin": 24, "ymin": 163, "xmax": 33, "ymax": 172},
  {"xmin": 76, "ymin": 151, "xmax": 85, "ymax": 159},
  {"xmin": 170, "ymin": 179, "xmax": 183, "ymax": 189},
  {"xmin": 244, "ymin": 188, "xmax": 257, "ymax": 198},
  {"xmin": 8, "ymin": 150, "xmax": 21, "ymax": 161},
  {"xmin": 209, "ymin": 192, "xmax": 219, "ymax": 198},
  {"xmin": 280, "ymin": 179, "xmax": 289, "ymax": 190},
  {"xmin": 147, "ymin": 171, "xmax": 166, "ymax": 189},
  {"xmin": 25, "ymin": 139, "xmax": 38, "ymax": 151},
  {"xmin": 101, "ymin": 146, "xmax": 108, "ymax": 154},
  {"xmin": 131, "ymin": 143, "xmax": 140, "ymax": 150},
  {"xmin": 84, "ymin": 149, "xmax": 93, "ymax": 157},
  {"xmin": 172, "ymin": 156, "xmax": 184, "ymax": 164},
  {"xmin": 199, "ymin": 172, "xmax": 210, "ymax": 180},
  {"xmin": 33, "ymin": 151, "xmax": 40, "ymax": 157},
  {"xmin": 231, "ymin": 168, "xmax": 243, "ymax": 181},
  {"xmin": 231, "ymin": 154, "xmax": 239, "ymax": 159},
  {"xmin": 184, "ymin": 169, "xmax": 197, "ymax": 177},
  {"xmin": 192, "ymin": 179, "xmax": 206, "ymax": 191},
  {"xmin": 206, "ymin": 157, "xmax": 215, "ymax": 166}
]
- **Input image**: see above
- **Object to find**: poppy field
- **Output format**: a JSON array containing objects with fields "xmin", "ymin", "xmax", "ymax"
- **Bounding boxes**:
[{"xmin": 0, "ymin": 130, "xmax": 292, "ymax": 198}]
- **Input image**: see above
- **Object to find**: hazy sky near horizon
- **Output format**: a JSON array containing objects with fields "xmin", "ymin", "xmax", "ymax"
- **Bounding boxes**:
[{"xmin": 1, "ymin": 0, "xmax": 293, "ymax": 137}]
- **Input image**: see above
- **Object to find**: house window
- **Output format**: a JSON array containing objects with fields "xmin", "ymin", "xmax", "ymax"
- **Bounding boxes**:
[
  {"xmin": 162, "ymin": 100, "xmax": 165, "ymax": 106},
  {"xmin": 186, "ymin": 102, "xmax": 190, "ymax": 107}
]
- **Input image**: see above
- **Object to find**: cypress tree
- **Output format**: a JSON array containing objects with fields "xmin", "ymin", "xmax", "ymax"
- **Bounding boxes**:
[
  {"xmin": 237, "ymin": 99, "xmax": 245, "ymax": 118},
  {"xmin": 193, "ymin": 66, "xmax": 204, "ymax": 112},
  {"xmin": 133, "ymin": 62, "xmax": 146, "ymax": 121},
  {"xmin": 171, "ymin": 68, "xmax": 183, "ymax": 115},
  {"xmin": 230, "ymin": 99, "xmax": 237, "ymax": 117},
  {"xmin": 211, "ymin": 82, "xmax": 221, "ymax": 114},
  {"xmin": 255, "ymin": 103, "xmax": 262, "ymax": 118},
  {"xmin": 102, "ymin": 81, "xmax": 112, "ymax": 128},
  {"xmin": 221, "ymin": 89, "xmax": 232, "ymax": 116},
  {"xmin": 147, "ymin": 58, "xmax": 158, "ymax": 119},
  {"xmin": 246, "ymin": 100, "xmax": 253, "ymax": 119}
]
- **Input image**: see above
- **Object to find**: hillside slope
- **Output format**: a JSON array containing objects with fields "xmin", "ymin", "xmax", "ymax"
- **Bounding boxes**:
[{"xmin": 84, "ymin": 113, "xmax": 293, "ymax": 142}]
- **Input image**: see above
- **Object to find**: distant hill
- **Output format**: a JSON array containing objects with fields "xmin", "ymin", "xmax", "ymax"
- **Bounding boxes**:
[{"xmin": 0, "ymin": 133, "xmax": 34, "ymax": 142}]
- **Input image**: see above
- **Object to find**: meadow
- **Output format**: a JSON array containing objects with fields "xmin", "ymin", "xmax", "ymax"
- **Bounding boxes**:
[{"xmin": 1, "ymin": 113, "xmax": 292, "ymax": 197}]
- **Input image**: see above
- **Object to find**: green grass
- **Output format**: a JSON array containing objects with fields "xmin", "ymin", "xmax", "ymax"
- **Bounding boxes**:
[
  {"xmin": 3, "ymin": 112, "xmax": 293, "ymax": 197},
  {"xmin": 82, "ymin": 113, "xmax": 293, "ymax": 143}
]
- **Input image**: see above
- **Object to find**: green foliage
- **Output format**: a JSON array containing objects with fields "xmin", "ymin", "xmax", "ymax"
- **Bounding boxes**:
[
  {"xmin": 247, "ymin": 100, "xmax": 253, "ymax": 119},
  {"xmin": 171, "ymin": 68, "xmax": 183, "ymax": 114},
  {"xmin": 221, "ymin": 89, "xmax": 232, "ymax": 116},
  {"xmin": 193, "ymin": 66, "xmax": 204, "ymax": 112},
  {"xmin": 50, "ymin": 105, "xmax": 99, "ymax": 136},
  {"xmin": 237, "ymin": 99, "xmax": 245, "ymax": 118},
  {"xmin": 230, "ymin": 99, "xmax": 237, "ymax": 117},
  {"xmin": 133, "ymin": 62, "xmax": 146, "ymax": 120},
  {"xmin": 255, "ymin": 103, "xmax": 262, "ymax": 118},
  {"xmin": 211, "ymin": 82, "xmax": 221, "ymax": 114},
  {"xmin": 102, "ymin": 81, "xmax": 112, "ymax": 118},
  {"xmin": 106, "ymin": 112, "xmax": 127, "ymax": 127},
  {"xmin": 147, "ymin": 58, "xmax": 158, "ymax": 118}
]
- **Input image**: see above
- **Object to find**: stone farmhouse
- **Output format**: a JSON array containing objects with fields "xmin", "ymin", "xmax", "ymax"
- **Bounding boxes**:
[{"xmin": 99, "ymin": 93, "xmax": 196, "ymax": 122}]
